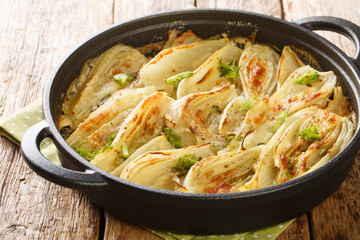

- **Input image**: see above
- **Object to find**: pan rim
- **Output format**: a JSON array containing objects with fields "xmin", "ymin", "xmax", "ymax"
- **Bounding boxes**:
[{"xmin": 43, "ymin": 8, "xmax": 360, "ymax": 202}]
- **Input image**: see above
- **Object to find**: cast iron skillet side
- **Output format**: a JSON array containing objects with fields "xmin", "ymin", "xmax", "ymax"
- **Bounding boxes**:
[{"xmin": 21, "ymin": 9, "xmax": 360, "ymax": 234}]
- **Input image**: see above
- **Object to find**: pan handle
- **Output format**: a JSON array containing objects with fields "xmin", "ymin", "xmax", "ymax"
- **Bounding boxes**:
[
  {"xmin": 21, "ymin": 120, "xmax": 108, "ymax": 191},
  {"xmin": 294, "ymin": 16, "xmax": 360, "ymax": 68}
]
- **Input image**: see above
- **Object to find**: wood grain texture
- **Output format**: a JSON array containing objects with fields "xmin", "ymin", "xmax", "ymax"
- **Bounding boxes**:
[
  {"xmin": 113, "ymin": 0, "xmax": 195, "ymax": 23},
  {"xmin": 283, "ymin": 0, "xmax": 360, "ymax": 239},
  {"xmin": 196, "ymin": 0, "xmax": 282, "ymax": 18},
  {"xmin": 0, "ymin": 0, "xmax": 113, "ymax": 239},
  {"xmin": 104, "ymin": 213, "xmax": 162, "ymax": 240},
  {"xmin": 277, "ymin": 215, "xmax": 310, "ymax": 240}
]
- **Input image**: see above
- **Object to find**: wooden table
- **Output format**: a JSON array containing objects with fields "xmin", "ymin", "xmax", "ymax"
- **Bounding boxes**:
[{"xmin": 1, "ymin": 0, "xmax": 359, "ymax": 239}]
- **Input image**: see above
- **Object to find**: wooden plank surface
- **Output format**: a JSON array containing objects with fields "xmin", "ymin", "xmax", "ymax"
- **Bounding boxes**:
[
  {"xmin": 277, "ymin": 215, "xmax": 310, "ymax": 240},
  {"xmin": 197, "ymin": 0, "xmax": 282, "ymax": 18},
  {"xmin": 0, "ymin": 0, "xmax": 113, "ymax": 239},
  {"xmin": 0, "ymin": 0, "xmax": 359, "ymax": 239},
  {"xmin": 113, "ymin": 0, "xmax": 195, "ymax": 23}
]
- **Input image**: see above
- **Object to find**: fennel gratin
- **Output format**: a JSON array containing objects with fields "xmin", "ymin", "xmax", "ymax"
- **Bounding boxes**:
[{"xmin": 59, "ymin": 30, "xmax": 354, "ymax": 193}]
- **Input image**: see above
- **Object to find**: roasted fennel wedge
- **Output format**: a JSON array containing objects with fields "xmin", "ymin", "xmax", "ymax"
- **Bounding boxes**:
[
  {"xmin": 218, "ymin": 95, "xmax": 247, "ymax": 137},
  {"xmin": 177, "ymin": 42, "xmax": 242, "ymax": 98},
  {"xmin": 228, "ymin": 65, "xmax": 337, "ymax": 151},
  {"xmin": 166, "ymin": 84, "xmax": 237, "ymax": 147},
  {"xmin": 140, "ymin": 38, "xmax": 228, "ymax": 96},
  {"xmin": 90, "ymin": 92, "xmax": 174, "ymax": 172},
  {"xmin": 59, "ymin": 44, "xmax": 148, "ymax": 132},
  {"xmin": 120, "ymin": 143, "xmax": 214, "ymax": 191},
  {"xmin": 183, "ymin": 145, "xmax": 263, "ymax": 193},
  {"xmin": 239, "ymin": 107, "xmax": 354, "ymax": 191},
  {"xmin": 239, "ymin": 41, "xmax": 280, "ymax": 98},
  {"xmin": 67, "ymin": 87, "xmax": 156, "ymax": 151},
  {"xmin": 277, "ymin": 46, "xmax": 305, "ymax": 88},
  {"xmin": 110, "ymin": 134, "xmax": 174, "ymax": 177}
]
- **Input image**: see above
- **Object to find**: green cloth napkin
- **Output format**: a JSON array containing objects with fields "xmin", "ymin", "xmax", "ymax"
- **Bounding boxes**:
[{"xmin": 0, "ymin": 99, "xmax": 293, "ymax": 240}]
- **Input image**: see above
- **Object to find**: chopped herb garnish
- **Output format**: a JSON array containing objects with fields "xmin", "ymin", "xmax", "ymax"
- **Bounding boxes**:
[
  {"xmin": 75, "ymin": 146, "xmax": 96, "ymax": 161},
  {"xmin": 95, "ymin": 134, "xmax": 115, "ymax": 155},
  {"xmin": 113, "ymin": 73, "xmax": 135, "ymax": 87},
  {"xmin": 166, "ymin": 71, "xmax": 194, "ymax": 87},
  {"xmin": 121, "ymin": 145, "xmax": 130, "ymax": 159},
  {"xmin": 298, "ymin": 125, "xmax": 322, "ymax": 141},
  {"xmin": 107, "ymin": 134, "xmax": 116, "ymax": 143},
  {"xmin": 75, "ymin": 134, "xmax": 116, "ymax": 161},
  {"xmin": 225, "ymin": 135, "xmax": 235, "ymax": 140},
  {"xmin": 276, "ymin": 111, "xmax": 288, "ymax": 125},
  {"xmin": 295, "ymin": 71, "xmax": 320, "ymax": 85},
  {"xmin": 172, "ymin": 154, "xmax": 200, "ymax": 177},
  {"xmin": 272, "ymin": 111, "xmax": 289, "ymax": 132},
  {"xmin": 218, "ymin": 58, "xmax": 240, "ymax": 83},
  {"xmin": 164, "ymin": 128, "xmax": 184, "ymax": 148},
  {"xmin": 238, "ymin": 97, "xmax": 258, "ymax": 112},
  {"xmin": 213, "ymin": 105, "xmax": 222, "ymax": 113},
  {"xmin": 285, "ymin": 172, "xmax": 294, "ymax": 178}
]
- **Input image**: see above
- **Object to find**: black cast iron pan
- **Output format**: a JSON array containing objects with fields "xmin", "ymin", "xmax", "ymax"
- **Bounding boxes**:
[{"xmin": 20, "ymin": 9, "xmax": 360, "ymax": 234}]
